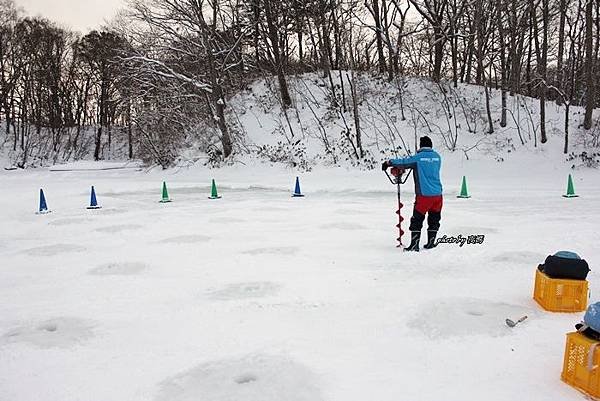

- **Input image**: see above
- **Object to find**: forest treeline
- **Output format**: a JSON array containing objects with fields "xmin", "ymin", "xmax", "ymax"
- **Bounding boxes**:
[{"xmin": 0, "ymin": 0, "xmax": 598, "ymax": 167}]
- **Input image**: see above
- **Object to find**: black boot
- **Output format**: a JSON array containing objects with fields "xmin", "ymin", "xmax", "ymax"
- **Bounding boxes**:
[
  {"xmin": 423, "ymin": 230, "xmax": 438, "ymax": 249},
  {"xmin": 404, "ymin": 231, "xmax": 420, "ymax": 252}
]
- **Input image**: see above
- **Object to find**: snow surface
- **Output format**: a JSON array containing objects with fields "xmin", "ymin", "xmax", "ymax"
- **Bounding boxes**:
[{"xmin": 0, "ymin": 153, "xmax": 599, "ymax": 401}]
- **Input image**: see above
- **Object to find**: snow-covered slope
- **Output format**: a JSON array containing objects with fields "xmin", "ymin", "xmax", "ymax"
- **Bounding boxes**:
[{"xmin": 227, "ymin": 72, "xmax": 599, "ymax": 170}]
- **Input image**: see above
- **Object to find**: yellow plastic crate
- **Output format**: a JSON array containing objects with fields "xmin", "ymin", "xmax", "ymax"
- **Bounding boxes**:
[
  {"xmin": 533, "ymin": 268, "xmax": 588, "ymax": 312},
  {"xmin": 562, "ymin": 332, "xmax": 600, "ymax": 398}
]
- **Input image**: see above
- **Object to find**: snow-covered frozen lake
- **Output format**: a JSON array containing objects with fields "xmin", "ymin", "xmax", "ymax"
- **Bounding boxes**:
[{"xmin": 1, "ymin": 157, "xmax": 599, "ymax": 401}]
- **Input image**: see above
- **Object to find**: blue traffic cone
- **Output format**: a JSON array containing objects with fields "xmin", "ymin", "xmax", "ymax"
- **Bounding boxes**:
[
  {"xmin": 37, "ymin": 188, "xmax": 50, "ymax": 214},
  {"xmin": 292, "ymin": 177, "xmax": 304, "ymax": 197},
  {"xmin": 87, "ymin": 186, "xmax": 102, "ymax": 209}
]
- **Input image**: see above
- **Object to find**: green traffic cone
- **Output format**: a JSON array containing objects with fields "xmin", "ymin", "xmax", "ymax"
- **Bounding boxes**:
[
  {"xmin": 457, "ymin": 176, "xmax": 471, "ymax": 198},
  {"xmin": 159, "ymin": 181, "xmax": 172, "ymax": 203},
  {"xmin": 563, "ymin": 174, "xmax": 579, "ymax": 198},
  {"xmin": 209, "ymin": 179, "xmax": 221, "ymax": 199}
]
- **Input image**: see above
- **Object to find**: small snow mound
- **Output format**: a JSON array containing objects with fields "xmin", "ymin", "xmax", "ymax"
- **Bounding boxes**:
[
  {"xmin": 408, "ymin": 297, "xmax": 529, "ymax": 339},
  {"xmin": 95, "ymin": 224, "xmax": 142, "ymax": 233},
  {"xmin": 22, "ymin": 244, "xmax": 85, "ymax": 257},
  {"xmin": 1, "ymin": 317, "xmax": 94, "ymax": 348},
  {"xmin": 89, "ymin": 262, "xmax": 147, "ymax": 276},
  {"xmin": 242, "ymin": 247, "xmax": 298, "ymax": 256},
  {"xmin": 160, "ymin": 235, "xmax": 211, "ymax": 244},
  {"xmin": 154, "ymin": 354, "xmax": 323, "ymax": 401},
  {"xmin": 205, "ymin": 282, "xmax": 280, "ymax": 300}
]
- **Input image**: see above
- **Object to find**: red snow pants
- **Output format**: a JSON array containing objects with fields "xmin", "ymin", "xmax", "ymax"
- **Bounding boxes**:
[{"xmin": 409, "ymin": 195, "xmax": 443, "ymax": 232}]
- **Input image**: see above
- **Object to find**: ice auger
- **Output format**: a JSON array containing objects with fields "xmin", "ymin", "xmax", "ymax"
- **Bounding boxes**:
[{"xmin": 384, "ymin": 166, "xmax": 413, "ymax": 248}]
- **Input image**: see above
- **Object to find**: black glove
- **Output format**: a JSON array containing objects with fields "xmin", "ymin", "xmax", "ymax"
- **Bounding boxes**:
[{"xmin": 381, "ymin": 161, "xmax": 390, "ymax": 171}]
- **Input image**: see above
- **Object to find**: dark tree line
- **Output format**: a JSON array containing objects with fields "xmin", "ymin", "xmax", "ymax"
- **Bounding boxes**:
[{"xmin": 0, "ymin": 0, "xmax": 598, "ymax": 167}]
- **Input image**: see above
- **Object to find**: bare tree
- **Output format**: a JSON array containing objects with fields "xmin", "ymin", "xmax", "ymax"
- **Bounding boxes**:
[
  {"xmin": 263, "ymin": 0, "xmax": 292, "ymax": 107},
  {"xmin": 409, "ymin": 0, "xmax": 450, "ymax": 82},
  {"xmin": 583, "ymin": 0, "xmax": 596, "ymax": 129}
]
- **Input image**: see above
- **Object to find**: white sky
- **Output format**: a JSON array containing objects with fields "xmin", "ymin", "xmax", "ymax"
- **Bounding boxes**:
[{"xmin": 15, "ymin": 0, "xmax": 125, "ymax": 32}]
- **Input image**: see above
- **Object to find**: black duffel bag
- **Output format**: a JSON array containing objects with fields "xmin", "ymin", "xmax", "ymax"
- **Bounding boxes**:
[{"xmin": 539, "ymin": 251, "xmax": 590, "ymax": 280}]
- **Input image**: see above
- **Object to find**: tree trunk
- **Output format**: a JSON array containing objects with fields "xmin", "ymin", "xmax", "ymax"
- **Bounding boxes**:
[
  {"xmin": 94, "ymin": 82, "xmax": 106, "ymax": 161},
  {"xmin": 564, "ymin": 103, "xmax": 569, "ymax": 153},
  {"xmin": 526, "ymin": 22, "xmax": 533, "ymax": 96},
  {"xmin": 485, "ymin": 79, "xmax": 494, "ymax": 134},
  {"xmin": 297, "ymin": 14, "xmax": 304, "ymax": 65},
  {"xmin": 432, "ymin": 25, "xmax": 444, "ymax": 82},
  {"xmin": 540, "ymin": 0, "xmax": 548, "ymax": 143},
  {"xmin": 264, "ymin": 0, "xmax": 292, "ymax": 108},
  {"xmin": 531, "ymin": 0, "xmax": 548, "ymax": 143},
  {"xmin": 474, "ymin": 0, "xmax": 484, "ymax": 86},
  {"xmin": 498, "ymin": 0, "xmax": 507, "ymax": 127},
  {"xmin": 451, "ymin": 29, "xmax": 458, "ymax": 88},
  {"xmin": 462, "ymin": 13, "xmax": 475, "ymax": 83},
  {"xmin": 127, "ymin": 100, "xmax": 133, "ymax": 159},
  {"xmin": 253, "ymin": 0, "xmax": 260, "ymax": 67},
  {"xmin": 583, "ymin": 0, "xmax": 595, "ymax": 129},
  {"xmin": 348, "ymin": 72, "xmax": 363, "ymax": 158},
  {"xmin": 372, "ymin": 0, "xmax": 387, "ymax": 75},
  {"xmin": 556, "ymin": 0, "xmax": 567, "ymax": 104},
  {"xmin": 94, "ymin": 126, "xmax": 102, "ymax": 161},
  {"xmin": 209, "ymin": 54, "xmax": 233, "ymax": 157}
]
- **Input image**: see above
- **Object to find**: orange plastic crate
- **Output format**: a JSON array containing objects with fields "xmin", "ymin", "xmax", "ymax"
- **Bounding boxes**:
[
  {"xmin": 533, "ymin": 268, "xmax": 588, "ymax": 312},
  {"xmin": 562, "ymin": 332, "xmax": 600, "ymax": 398}
]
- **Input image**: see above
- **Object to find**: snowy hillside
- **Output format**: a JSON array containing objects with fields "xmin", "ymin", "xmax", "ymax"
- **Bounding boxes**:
[
  {"xmin": 223, "ymin": 73, "xmax": 600, "ymax": 170},
  {"xmin": 2, "ymin": 73, "xmax": 598, "ymax": 170}
]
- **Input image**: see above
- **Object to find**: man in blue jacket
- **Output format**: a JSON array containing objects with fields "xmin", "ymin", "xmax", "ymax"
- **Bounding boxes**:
[{"xmin": 382, "ymin": 136, "xmax": 443, "ymax": 251}]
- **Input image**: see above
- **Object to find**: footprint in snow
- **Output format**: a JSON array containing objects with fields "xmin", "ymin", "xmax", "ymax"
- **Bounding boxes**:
[
  {"xmin": 242, "ymin": 246, "xmax": 298, "ymax": 256},
  {"xmin": 160, "ymin": 235, "xmax": 211, "ymax": 244},
  {"xmin": 334, "ymin": 209, "xmax": 364, "ymax": 216},
  {"xmin": 21, "ymin": 244, "xmax": 85, "ymax": 257},
  {"xmin": 446, "ymin": 226, "xmax": 499, "ymax": 234},
  {"xmin": 154, "ymin": 354, "xmax": 323, "ymax": 401},
  {"xmin": 96, "ymin": 208, "xmax": 129, "ymax": 215},
  {"xmin": 1, "ymin": 317, "xmax": 95, "ymax": 348},
  {"xmin": 234, "ymin": 373, "xmax": 258, "ymax": 384},
  {"xmin": 491, "ymin": 250, "xmax": 546, "ymax": 264},
  {"xmin": 48, "ymin": 217, "xmax": 89, "ymax": 226},
  {"xmin": 209, "ymin": 216, "xmax": 246, "ymax": 224},
  {"xmin": 319, "ymin": 222, "xmax": 366, "ymax": 230},
  {"xmin": 95, "ymin": 224, "xmax": 142, "ymax": 233},
  {"xmin": 251, "ymin": 206, "xmax": 289, "ymax": 212},
  {"xmin": 89, "ymin": 262, "xmax": 147, "ymax": 276},
  {"xmin": 205, "ymin": 281, "xmax": 280, "ymax": 300}
]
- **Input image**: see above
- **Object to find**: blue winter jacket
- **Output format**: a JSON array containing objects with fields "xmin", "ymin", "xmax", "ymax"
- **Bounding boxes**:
[{"xmin": 390, "ymin": 148, "xmax": 443, "ymax": 196}]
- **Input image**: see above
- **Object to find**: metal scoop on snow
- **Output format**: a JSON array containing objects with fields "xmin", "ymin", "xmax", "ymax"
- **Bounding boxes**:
[{"xmin": 506, "ymin": 315, "xmax": 528, "ymax": 327}]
